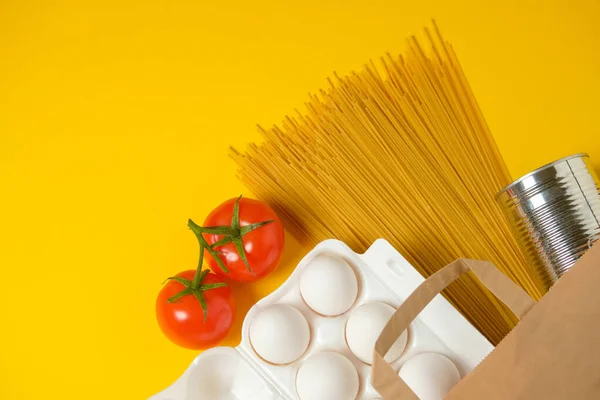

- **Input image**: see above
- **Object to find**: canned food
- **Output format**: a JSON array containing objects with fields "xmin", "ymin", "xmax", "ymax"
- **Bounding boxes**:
[{"xmin": 496, "ymin": 154, "xmax": 600, "ymax": 289}]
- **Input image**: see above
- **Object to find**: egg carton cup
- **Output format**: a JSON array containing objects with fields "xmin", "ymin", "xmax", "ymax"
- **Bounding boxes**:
[{"xmin": 150, "ymin": 239, "xmax": 494, "ymax": 400}]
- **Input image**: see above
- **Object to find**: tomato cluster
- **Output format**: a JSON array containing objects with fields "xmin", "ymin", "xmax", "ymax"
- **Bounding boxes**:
[{"xmin": 155, "ymin": 196, "xmax": 285, "ymax": 350}]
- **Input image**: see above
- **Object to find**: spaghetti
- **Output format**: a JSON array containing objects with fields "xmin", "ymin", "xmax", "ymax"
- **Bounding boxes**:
[{"xmin": 231, "ymin": 22, "xmax": 544, "ymax": 343}]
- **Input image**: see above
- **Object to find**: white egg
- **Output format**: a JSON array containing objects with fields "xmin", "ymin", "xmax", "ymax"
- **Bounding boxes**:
[
  {"xmin": 249, "ymin": 304, "xmax": 310, "ymax": 365},
  {"xmin": 399, "ymin": 353, "xmax": 461, "ymax": 400},
  {"xmin": 296, "ymin": 352, "xmax": 359, "ymax": 400},
  {"xmin": 299, "ymin": 255, "xmax": 358, "ymax": 316},
  {"xmin": 345, "ymin": 302, "xmax": 408, "ymax": 365}
]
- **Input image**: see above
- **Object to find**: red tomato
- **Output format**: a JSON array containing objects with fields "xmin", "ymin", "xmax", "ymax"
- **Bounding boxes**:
[
  {"xmin": 203, "ymin": 197, "xmax": 285, "ymax": 282},
  {"xmin": 155, "ymin": 270, "xmax": 235, "ymax": 349}
]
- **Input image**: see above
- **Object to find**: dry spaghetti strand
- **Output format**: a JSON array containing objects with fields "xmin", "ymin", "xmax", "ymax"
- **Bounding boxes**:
[{"xmin": 230, "ymin": 22, "xmax": 544, "ymax": 344}]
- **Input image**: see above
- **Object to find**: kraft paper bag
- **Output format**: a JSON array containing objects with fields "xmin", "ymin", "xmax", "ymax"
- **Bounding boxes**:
[{"xmin": 372, "ymin": 243, "xmax": 600, "ymax": 399}]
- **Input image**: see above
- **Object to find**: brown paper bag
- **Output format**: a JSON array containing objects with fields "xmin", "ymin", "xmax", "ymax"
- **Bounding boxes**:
[{"xmin": 372, "ymin": 243, "xmax": 600, "ymax": 399}]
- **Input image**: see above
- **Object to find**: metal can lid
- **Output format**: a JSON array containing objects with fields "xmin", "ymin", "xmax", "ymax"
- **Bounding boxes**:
[{"xmin": 495, "ymin": 153, "xmax": 590, "ymax": 200}]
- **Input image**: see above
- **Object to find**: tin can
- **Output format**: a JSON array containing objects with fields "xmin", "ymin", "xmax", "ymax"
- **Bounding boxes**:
[{"xmin": 496, "ymin": 154, "xmax": 600, "ymax": 289}]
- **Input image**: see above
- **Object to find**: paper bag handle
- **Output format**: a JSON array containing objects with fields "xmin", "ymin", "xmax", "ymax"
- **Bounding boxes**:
[{"xmin": 371, "ymin": 258, "xmax": 537, "ymax": 399}]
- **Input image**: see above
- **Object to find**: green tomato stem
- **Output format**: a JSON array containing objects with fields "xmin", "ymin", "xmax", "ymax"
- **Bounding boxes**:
[{"xmin": 188, "ymin": 219, "xmax": 230, "ymax": 273}]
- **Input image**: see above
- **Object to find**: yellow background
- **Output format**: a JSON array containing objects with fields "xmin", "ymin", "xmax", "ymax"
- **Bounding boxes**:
[{"xmin": 1, "ymin": 0, "xmax": 599, "ymax": 398}]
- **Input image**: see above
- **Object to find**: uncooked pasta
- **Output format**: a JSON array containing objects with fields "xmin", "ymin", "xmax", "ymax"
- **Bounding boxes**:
[{"xmin": 231, "ymin": 22, "xmax": 544, "ymax": 343}]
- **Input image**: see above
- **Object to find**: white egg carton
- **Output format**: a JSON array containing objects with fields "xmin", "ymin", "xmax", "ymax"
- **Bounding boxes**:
[{"xmin": 150, "ymin": 239, "xmax": 494, "ymax": 400}]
